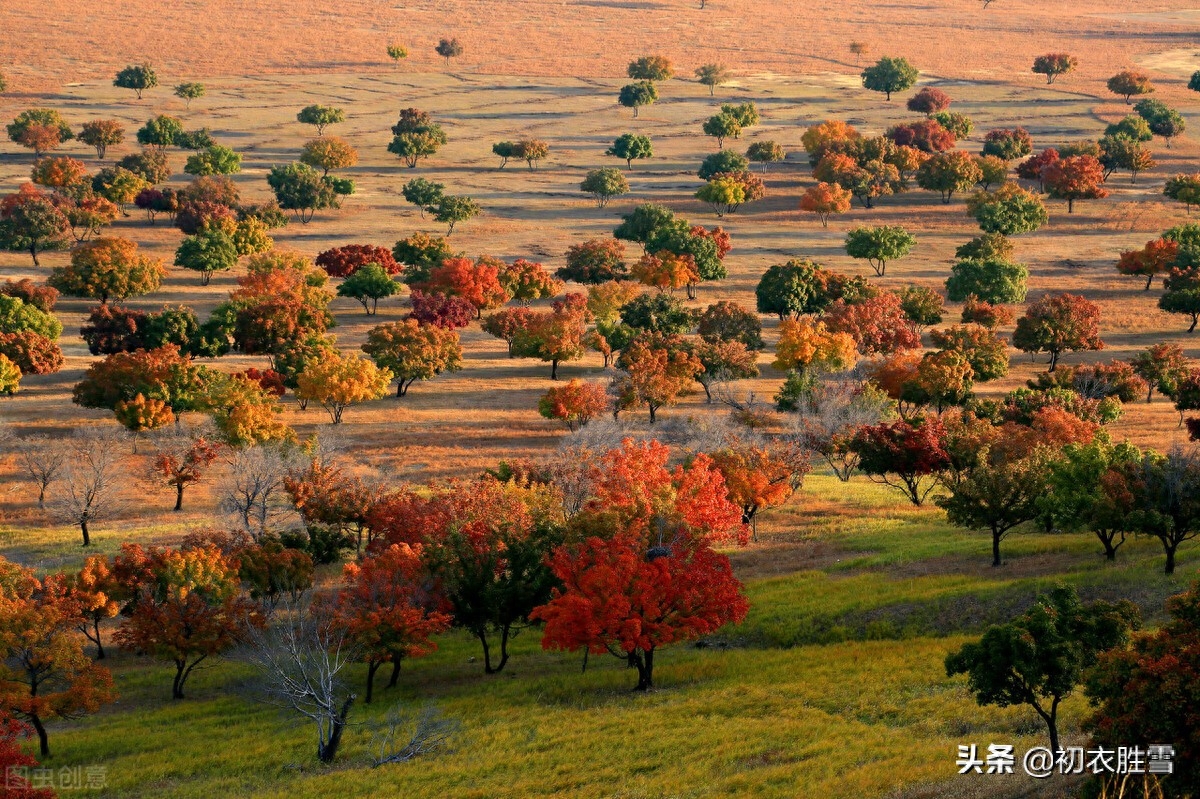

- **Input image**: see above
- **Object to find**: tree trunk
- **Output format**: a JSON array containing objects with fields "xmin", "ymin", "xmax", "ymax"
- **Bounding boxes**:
[
  {"xmin": 633, "ymin": 648, "xmax": 654, "ymax": 690},
  {"xmin": 365, "ymin": 660, "xmax": 381, "ymax": 704},
  {"xmin": 92, "ymin": 618, "xmax": 105, "ymax": 659},
  {"xmin": 174, "ymin": 483, "xmax": 185, "ymax": 512},
  {"xmin": 648, "ymin": 404, "xmax": 657, "ymax": 424},
  {"xmin": 387, "ymin": 657, "xmax": 402, "ymax": 689},
  {"xmin": 1164, "ymin": 539, "xmax": 1177, "ymax": 575},
  {"xmin": 1048, "ymin": 351, "xmax": 1059, "ymax": 371},
  {"xmin": 29, "ymin": 713, "xmax": 49, "ymax": 758},
  {"xmin": 80, "ymin": 520, "xmax": 91, "ymax": 547},
  {"xmin": 172, "ymin": 661, "xmax": 187, "ymax": 699},
  {"xmin": 483, "ymin": 625, "xmax": 511, "ymax": 675},
  {"xmin": 550, "ymin": 359, "xmax": 559, "ymax": 380},
  {"xmin": 992, "ymin": 528, "xmax": 1002, "ymax": 567},
  {"xmin": 37, "ymin": 485, "xmax": 46, "ymax": 508},
  {"xmin": 318, "ymin": 696, "xmax": 354, "ymax": 763},
  {"xmin": 30, "ymin": 245, "xmax": 40, "ymax": 267},
  {"xmin": 1067, "ymin": 198, "xmax": 1075, "ymax": 213}
]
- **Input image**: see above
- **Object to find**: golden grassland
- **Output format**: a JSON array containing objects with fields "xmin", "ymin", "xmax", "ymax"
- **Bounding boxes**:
[{"xmin": 21, "ymin": 475, "xmax": 1196, "ymax": 799}]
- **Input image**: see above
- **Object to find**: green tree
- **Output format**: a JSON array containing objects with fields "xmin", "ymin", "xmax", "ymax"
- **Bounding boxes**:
[
  {"xmin": 697, "ymin": 150, "xmax": 749, "ymax": 181},
  {"xmin": 606, "ymin": 133, "xmax": 652, "ymax": 169},
  {"xmin": 174, "ymin": 230, "xmax": 239, "ymax": 285},
  {"xmin": 361, "ymin": 318, "xmax": 463, "ymax": 396},
  {"xmin": 173, "ymin": 83, "xmax": 205, "ymax": 108},
  {"xmin": 945, "ymin": 586, "xmax": 1138, "ymax": 752},
  {"xmin": 695, "ymin": 63, "xmax": 729, "ymax": 96},
  {"xmin": 844, "ymin": 225, "xmax": 915, "ymax": 277},
  {"xmin": 401, "ymin": 177, "xmax": 444, "ymax": 217},
  {"xmin": 0, "ymin": 186, "xmax": 71, "ymax": 266},
  {"xmin": 755, "ymin": 259, "xmax": 832, "ymax": 319},
  {"xmin": 619, "ymin": 293, "xmax": 695, "ymax": 335},
  {"xmin": 945, "ymin": 257, "xmax": 1028, "ymax": 304},
  {"xmin": 1043, "ymin": 440, "xmax": 1142, "ymax": 560},
  {"xmin": 114, "ymin": 64, "xmax": 158, "ymax": 99},
  {"xmin": 266, "ymin": 163, "xmax": 340, "ymax": 223},
  {"xmin": 386, "ymin": 44, "xmax": 408, "ymax": 63},
  {"xmin": 1128, "ymin": 447, "xmax": 1200, "ymax": 574},
  {"xmin": 432, "ymin": 195, "xmax": 480, "ymax": 235},
  {"xmin": 184, "ymin": 145, "xmax": 241, "ymax": 176},
  {"xmin": 295, "ymin": 105, "xmax": 345, "ymax": 135},
  {"xmin": 6, "ymin": 109, "xmax": 74, "ymax": 157},
  {"xmin": 491, "ymin": 141, "xmax": 516, "ymax": 169},
  {"xmin": 435, "ymin": 38, "xmax": 463, "ymax": 65},
  {"xmin": 702, "ymin": 113, "xmax": 741, "ymax": 149},
  {"xmin": 966, "ymin": 183, "xmax": 1048, "ymax": 235},
  {"xmin": 336, "ymin": 263, "xmax": 400, "ymax": 315},
  {"xmin": 861, "ymin": 56, "xmax": 919, "ymax": 101},
  {"xmin": 746, "ymin": 140, "xmax": 786, "ymax": 171},
  {"xmin": 580, "ymin": 168, "xmax": 629, "ymax": 208},
  {"xmin": 618, "ymin": 82, "xmax": 658, "ymax": 118},
  {"xmin": 136, "ymin": 115, "xmax": 185, "ymax": 149},
  {"xmin": 1134, "ymin": 98, "xmax": 1186, "ymax": 148}
]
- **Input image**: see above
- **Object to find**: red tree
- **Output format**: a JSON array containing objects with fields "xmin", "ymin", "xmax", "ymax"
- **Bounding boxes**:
[
  {"xmin": 421, "ymin": 257, "xmax": 510, "ymax": 317},
  {"xmin": 407, "ymin": 289, "xmax": 475, "ymax": 329},
  {"xmin": 1116, "ymin": 238, "xmax": 1178, "ymax": 291},
  {"xmin": 153, "ymin": 435, "xmax": 222, "ymax": 511},
  {"xmin": 0, "ymin": 714, "xmax": 54, "ymax": 799},
  {"xmin": 822, "ymin": 292, "xmax": 922, "ymax": 356},
  {"xmin": 1043, "ymin": 155, "xmax": 1108, "ymax": 213},
  {"xmin": 315, "ymin": 244, "xmax": 402, "ymax": 277},
  {"xmin": 849, "ymin": 417, "xmax": 951, "ymax": 505},
  {"xmin": 333, "ymin": 544, "xmax": 452, "ymax": 703}
]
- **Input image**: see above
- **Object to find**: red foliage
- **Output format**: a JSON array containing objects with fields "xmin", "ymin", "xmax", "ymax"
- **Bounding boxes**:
[
  {"xmin": 822, "ymin": 292, "xmax": 922, "ymax": 355},
  {"xmin": 315, "ymin": 244, "xmax": 402, "ymax": 278},
  {"xmin": 407, "ymin": 289, "xmax": 475, "ymax": 329},
  {"xmin": 886, "ymin": 119, "xmax": 956, "ymax": 153},
  {"xmin": 906, "ymin": 87, "xmax": 951, "ymax": 115},
  {"xmin": 420, "ymin": 257, "xmax": 510, "ymax": 316},
  {"xmin": 1116, "ymin": 238, "xmax": 1179, "ymax": 291},
  {"xmin": 0, "ymin": 332, "xmax": 63, "ymax": 375},
  {"xmin": 237, "ymin": 368, "xmax": 286, "ymax": 397},
  {"xmin": 0, "ymin": 714, "xmax": 54, "ymax": 799},
  {"xmin": 532, "ymin": 529, "xmax": 748, "ymax": 690},
  {"xmin": 1016, "ymin": 148, "xmax": 1060, "ymax": 188},
  {"xmin": 850, "ymin": 417, "xmax": 951, "ymax": 505}
]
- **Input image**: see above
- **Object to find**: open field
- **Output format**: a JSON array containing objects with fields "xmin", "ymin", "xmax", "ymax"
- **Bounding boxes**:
[
  {"xmin": 1, "ymin": 1, "xmax": 1200, "ymax": 797},
  {"xmin": 23, "ymin": 476, "xmax": 1197, "ymax": 799}
]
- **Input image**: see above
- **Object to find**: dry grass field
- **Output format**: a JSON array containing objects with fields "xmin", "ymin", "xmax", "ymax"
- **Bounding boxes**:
[{"xmin": 0, "ymin": 2, "xmax": 1199, "ymax": 795}]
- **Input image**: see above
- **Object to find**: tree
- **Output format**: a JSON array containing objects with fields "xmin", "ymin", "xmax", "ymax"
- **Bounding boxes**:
[
  {"xmin": 175, "ymin": 229, "xmax": 238, "ymax": 285},
  {"xmin": 612, "ymin": 334, "xmax": 702, "ymax": 422},
  {"xmin": 6, "ymin": 110, "xmax": 73, "ymax": 157},
  {"xmin": 755, "ymin": 258, "xmax": 835, "ymax": 319},
  {"xmin": 849, "ymin": 417, "xmax": 950, "ymax": 505},
  {"xmin": 697, "ymin": 300, "xmax": 763, "ymax": 350},
  {"xmin": 534, "ymin": 527, "xmax": 746, "ymax": 691},
  {"xmin": 1164, "ymin": 173, "xmax": 1200, "ymax": 214},
  {"xmin": 580, "ymin": 168, "xmax": 629, "ymax": 208},
  {"xmin": 929, "ymin": 324, "xmax": 1009, "ymax": 382},
  {"xmin": 512, "ymin": 139, "xmax": 548, "ymax": 171},
  {"xmin": 702, "ymin": 113, "xmax": 741, "ymax": 149},
  {"xmin": 119, "ymin": 147, "xmax": 172, "ymax": 184},
  {"xmin": 151, "ymin": 432, "xmax": 221, "ymax": 512},
  {"xmin": 799, "ymin": 182, "xmax": 851, "ymax": 227},
  {"xmin": 945, "ymin": 256, "xmax": 1029, "ymax": 304},
  {"xmin": 136, "ymin": 114, "xmax": 185, "ymax": 149},
  {"xmin": 746, "ymin": 140, "xmax": 785, "ymax": 172},
  {"xmin": 13, "ymin": 437, "xmax": 65, "ymax": 509},
  {"xmin": 317, "ymin": 244, "xmax": 401, "ymax": 278},
  {"xmin": 1117, "ymin": 238, "xmax": 1177, "ymax": 290},
  {"xmin": 181, "ymin": 144, "xmax": 240, "ymax": 177},
  {"xmin": 695, "ymin": 63, "xmax": 729, "ymax": 95},
  {"xmin": 387, "ymin": 43, "xmax": 408, "ymax": 63},
  {"xmin": 203, "ymin": 373, "xmax": 295, "ymax": 447},
  {"xmin": 694, "ymin": 175, "xmax": 745, "ymax": 218},
  {"xmin": 0, "ymin": 354, "xmax": 21, "ymax": 396},
  {"xmin": 560, "ymin": 238, "xmax": 627, "ymax": 283},
  {"xmin": 266, "ymin": 163, "xmax": 340, "ymax": 223},
  {"xmin": 0, "ymin": 184, "xmax": 70, "ymax": 266},
  {"xmin": 1085, "ymin": 580, "xmax": 1200, "ymax": 796},
  {"xmin": 512, "ymin": 304, "xmax": 587, "ymax": 380},
  {"xmin": 823, "ymin": 293, "xmax": 921, "ymax": 355},
  {"xmin": 1132, "ymin": 343, "xmax": 1189, "ymax": 402},
  {"xmin": 77, "ymin": 119, "xmax": 124, "ymax": 159},
  {"xmin": 895, "ymin": 286, "xmax": 943, "ymax": 333},
  {"xmin": 361, "ymin": 319, "xmax": 462, "ymax": 396},
  {"xmin": 906, "ymin": 87, "xmax": 951, "ymax": 115},
  {"xmin": 1042, "ymin": 439, "xmax": 1142, "ymax": 560},
  {"xmin": 844, "ymin": 225, "xmax": 915, "ymax": 277},
  {"xmin": 887, "ymin": 119, "xmax": 956, "ymax": 153},
  {"xmin": 946, "ymin": 586, "xmax": 1136, "ymax": 753},
  {"xmin": 1160, "ymin": 267, "xmax": 1200, "ymax": 332},
  {"xmin": 606, "ymin": 133, "xmax": 652, "ymax": 169},
  {"xmin": 30, "ymin": 155, "xmax": 87, "ymax": 191},
  {"xmin": 938, "ymin": 445, "xmax": 1050, "ymax": 565},
  {"xmin": 333, "ymin": 545, "xmax": 451, "ymax": 703},
  {"xmin": 0, "ymin": 564, "xmax": 116, "ymax": 757},
  {"xmin": 295, "ymin": 105, "xmax": 345, "ymax": 135},
  {"xmin": 1107, "ymin": 70, "xmax": 1154, "ymax": 104},
  {"xmin": 174, "ymin": 82, "xmax": 205, "ymax": 107},
  {"xmin": 966, "ymin": 182, "xmax": 1047, "ymax": 235},
  {"xmin": 421, "ymin": 256, "xmax": 508, "ymax": 316},
  {"xmin": 435, "ymin": 38, "xmax": 463, "ymax": 65},
  {"xmin": 539, "ymin": 379, "xmax": 609, "ymax": 430},
  {"xmin": 336, "ymin": 264, "xmax": 400, "ymax": 314},
  {"xmin": 619, "ymin": 292, "xmax": 695, "ymax": 335},
  {"xmin": 1127, "ymin": 447, "xmax": 1200, "ymax": 574},
  {"xmin": 861, "ymin": 56, "xmax": 918, "ymax": 101},
  {"xmin": 618, "ymin": 81, "xmax": 657, "ymax": 117},
  {"xmin": 981, "ymin": 127, "xmax": 1033, "ymax": 161},
  {"xmin": 916, "ymin": 150, "xmax": 983, "ymax": 203},
  {"xmin": 1011, "ymin": 293, "xmax": 1103, "ymax": 372},
  {"xmin": 114, "ymin": 64, "xmax": 157, "ymax": 99},
  {"xmin": 627, "ymin": 55, "xmax": 673, "ymax": 81},
  {"xmin": 48, "ymin": 237, "xmax": 164, "ymax": 303},
  {"xmin": 428, "ymin": 195, "xmax": 478, "ymax": 236},
  {"xmin": 1031, "ymin": 53, "xmax": 1077, "ymax": 84},
  {"xmin": 50, "ymin": 431, "xmax": 126, "ymax": 547},
  {"xmin": 400, "ymin": 177, "xmax": 444, "ymax": 217},
  {"xmin": 296, "ymin": 351, "xmax": 392, "ymax": 424},
  {"xmin": 388, "ymin": 128, "xmax": 447, "ymax": 168},
  {"xmin": 407, "ymin": 290, "xmax": 474, "ymax": 330},
  {"xmin": 772, "ymin": 318, "xmax": 857, "ymax": 374},
  {"xmin": 690, "ymin": 338, "xmax": 759, "ymax": 402},
  {"xmin": 491, "ymin": 141, "xmax": 515, "ymax": 169}
]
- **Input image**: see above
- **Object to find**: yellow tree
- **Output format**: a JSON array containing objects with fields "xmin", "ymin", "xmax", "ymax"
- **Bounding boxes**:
[
  {"xmin": 773, "ymin": 318, "xmax": 858, "ymax": 373},
  {"xmin": 630, "ymin": 250, "xmax": 699, "ymax": 293},
  {"xmin": 203, "ymin": 373, "xmax": 295, "ymax": 446},
  {"xmin": 296, "ymin": 351, "xmax": 392, "ymax": 423}
]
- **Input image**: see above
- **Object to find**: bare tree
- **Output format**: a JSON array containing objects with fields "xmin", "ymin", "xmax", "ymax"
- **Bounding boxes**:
[
  {"xmin": 219, "ymin": 446, "xmax": 300, "ymax": 540},
  {"xmin": 789, "ymin": 372, "xmax": 894, "ymax": 481},
  {"xmin": 50, "ymin": 429, "xmax": 127, "ymax": 546},
  {"xmin": 240, "ymin": 597, "xmax": 357, "ymax": 763},
  {"xmin": 14, "ymin": 437, "xmax": 67, "ymax": 508},
  {"xmin": 368, "ymin": 704, "xmax": 460, "ymax": 766}
]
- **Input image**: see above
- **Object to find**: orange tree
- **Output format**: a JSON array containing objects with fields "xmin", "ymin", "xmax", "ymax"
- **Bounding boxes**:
[
  {"xmin": 361, "ymin": 319, "xmax": 462, "ymax": 397},
  {"xmin": 710, "ymin": 436, "xmax": 809, "ymax": 538},
  {"xmin": 612, "ymin": 333, "xmax": 703, "ymax": 423},
  {"xmin": 538, "ymin": 379, "xmax": 609, "ymax": 430},
  {"xmin": 511, "ymin": 300, "xmax": 588, "ymax": 380},
  {"xmin": 295, "ymin": 351, "xmax": 391, "ymax": 424},
  {"xmin": 152, "ymin": 433, "xmax": 222, "ymax": 511},
  {"xmin": 68, "ymin": 555, "xmax": 122, "ymax": 660},
  {"xmin": 284, "ymin": 457, "xmax": 373, "ymax": 557},
  {"xmin": 0, "ymin": 560, "xmax": 115, "ymax": 756},
  {"xmin": 332, "ymin": 544, "xmax": 452, "ymax": 703},
  {"xmin": 48, "ymin": 236, "xmax": 165, "ymax": 303},
  {"xmin": 113, "ymin": 544, "xmax": 257, "ymax": 699}
]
